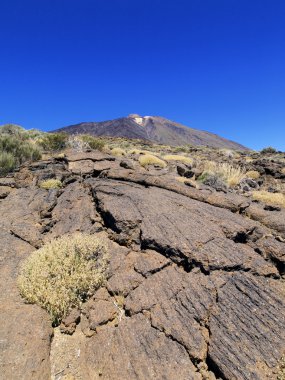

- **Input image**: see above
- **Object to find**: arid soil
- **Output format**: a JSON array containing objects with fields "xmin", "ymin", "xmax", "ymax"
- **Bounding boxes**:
[{"xmin": 0, "ymin": 150, "xmax": 285, "ymax": 380}]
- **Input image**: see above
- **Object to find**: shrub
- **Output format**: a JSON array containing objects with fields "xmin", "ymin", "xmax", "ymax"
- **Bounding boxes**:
[
  {"xmin": 0, "ymin": 123, "xmax": 25, "ymax": 136},
  {"xmin": 40, "ymin": 179, "xmax": 62, "ymax": 189},
  {"xmin": 139, "ymin": 154, "xmax": 167, "ymax": 168},
  {"xmin": 111, "ymin": 147, "xmax": 126, "ymax": 156},
  {"xmin": 39, "ymin": 133, "xmax": 68, "ymax": 151},
  {"xmin": 18, "ymin": 233, "xmax": 108, "ymax": 325},
  {"xmin": 260, "ymin": 146, "xmax": 277, "ymax": 154},
  {"xmin": 199, "ymin": 161, "xmax": 246, "ymax": 188},
  {"xmin": 252, "ymin": 191, "xmax": 285, "ymax": 208},
  {"xmin": 0, "ymin": 152, "xmax": 16, "ymax": 174},
  {"xmin": 0, "ymin": 134, "xmax": 42, "ymax": 169},
  {"xmin": 163, "ymin": 155, "xmax": 193, "ymax": 165},
  {"xmin": 173, "ymin": 146, "xmax": 189, "ymax": 153},
  {"xmin": 80, "ymin": 135, "xmax": 105, "ymax": 151},
  {"xmin": 128, "ymin": 148, "xmax": 143, "ymax": 155},
  {"xmin": 246, "ymin": 170, "xmax": 260, "ymax": 179}
]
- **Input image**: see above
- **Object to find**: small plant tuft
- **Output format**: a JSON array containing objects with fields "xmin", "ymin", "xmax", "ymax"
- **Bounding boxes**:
[
  {"xmin": 252, "ymin": 191, "xmax": 285, "ymax": 208},
  {"xmin": 18, "ymin": 233, "xmax": 109, "ymax": 325},
  {"xmin": 40, "ymin": 179, "xmax": 63, "ymax": 189},
  {"xmin": 199, "ymin": 161, "xmax": 246, "ymax": 188},
  {"xmin": 111, "ymin": 147, "xmax": 127, "ymax": 156},
  {"xmin": 80, "ymin": 135, "xmax": 105, "ymax": 151},
  {"xmin": 163, "ymin": 155, "xmax": 193, "ymax": 165},
  {"xmin": 139, "ymin": 154, "xmax": 167, "ymax": 168},
  {"xmin": 246, "ymin": 170, "xmax": 260, "ymax": 179}
]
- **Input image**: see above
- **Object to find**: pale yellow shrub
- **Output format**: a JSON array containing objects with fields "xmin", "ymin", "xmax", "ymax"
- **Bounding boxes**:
[
  {"xmin": 164, "ymin": 155, "xmax": 193, "ymax": 165},
  {"xmin": 201, "ymin": 161, "xmax": 246, "ymax": 187},
  {"xmin": 252, "ymin": 191, "xmax": 285, "ymax": 208},
  {"xmin": 128, "ymin": 148, "xmax": 143, "ymax": 155},
  {"xmin": 18, "ymin": 233, "xmax": 108, "ymax": 325},
  {"xmin": 281, "ymin": 167, "xmax": 285, "ymax": 174},
  {"xmin": 40, "ymin": 179, "xmax": 62, "ymax": 189},
  {"xmin": 246, "ymin": 170, "xmax": 260, "ymax": 179},
  {"xmin": 111, "ymin": 147, "xmax": 126, "ymax": 156},
  {"xmin": 139, "ymin": 154, "xmax": 166, "ymax": 168}
]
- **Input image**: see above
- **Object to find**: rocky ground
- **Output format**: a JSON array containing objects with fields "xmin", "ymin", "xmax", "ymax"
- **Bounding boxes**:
[{"xmin": 0, "ymin": 148, "xmax": 285, "ymax": 380}]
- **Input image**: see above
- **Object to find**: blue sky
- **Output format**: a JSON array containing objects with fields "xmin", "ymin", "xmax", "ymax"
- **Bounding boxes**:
[{"xmin": 0, "ymin": 0, "xmax": 284, "ymax": 150}]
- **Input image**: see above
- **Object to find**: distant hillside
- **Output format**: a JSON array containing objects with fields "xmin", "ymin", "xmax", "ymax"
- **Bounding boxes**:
[{"xmin": 53, "ymin": 114, "xmax": 249, "ymax": 150}]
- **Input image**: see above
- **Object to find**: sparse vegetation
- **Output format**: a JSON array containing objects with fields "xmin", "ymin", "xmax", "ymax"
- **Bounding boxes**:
[
  {"xmin": 164, "ymin": 154, "xmax": 193, "ymax": 165},
  {"xmin": 252, "ymin": 191, "xmax": 285, "ymax": 208},
  {"xmin": 0, "ymin": 132, "xmax": 42, "ymax": 174},
  {"xmin": 0, "ymin": 152, "xmax": 16, "ymax": 175},
  {"xmin": 246, "ymin": 170, "xmax": 260, "ymax": 179},
  {"xmin": 199, "ymin": 161, "xmax": 246, "ymax": 187},
  {"xmin": 260, "ymin": 146, "xmax": 277, "ymax": 154},
  {"xmin": 128, "ymin": 148, "xmax": 143, "ymax": 155},
  {"xmin": 38, "ymin": 132, "xmax": 68, "ymax": 151},
  {"xmin": 40, "ymin": 179, "xmax": 63, "ymax": 189},
  {"xmin": 111, "ymin": 147, "xmax": 127, "ymax": 156},
  {"xmin": 139, "ymin": 154, "xmax": 167, "ymax": 168},
  {"xmin": 18, "ymin": 233, "xmax": 109, "ymax": 325},
  {"xmin": 80, "ymin": 135, "xmax": 105, "ymax": 151}
]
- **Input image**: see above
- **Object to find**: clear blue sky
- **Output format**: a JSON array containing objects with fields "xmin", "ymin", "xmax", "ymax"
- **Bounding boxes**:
[{"xmin": 0, "ymin": 0, "xmax": 284, "ymax": 150}]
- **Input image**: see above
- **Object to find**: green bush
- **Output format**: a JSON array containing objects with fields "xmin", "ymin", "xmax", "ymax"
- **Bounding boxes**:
[
  {"xmin": 18, "ymin": 233, "xmax": 109, "ymax": 325},
  {"xmin": 80, "ymin": 135, "xmax": 105, "ymax": 151},
  {"xmin": 0, "ymin": 123, "xmax": 25, "ymax": 136},
  {"xmin": 0, "ymin": 152, "xmax": 16, "ymax": 175},
  {"xmin": 260, "ymin": 146, "xmax": 277, "ymax": 154},
  {"xmin": 39, "ymin": 133, "xmax": 68, "ymax": 151},
  {"xmin": 0, "ymin": 134, "xmax": 42, "ymax": 174}
]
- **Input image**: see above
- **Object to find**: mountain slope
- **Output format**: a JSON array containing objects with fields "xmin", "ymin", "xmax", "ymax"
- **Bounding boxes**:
[{"xmin": 54, "ymin": 114, "xmax": 249, "ymax": 150}]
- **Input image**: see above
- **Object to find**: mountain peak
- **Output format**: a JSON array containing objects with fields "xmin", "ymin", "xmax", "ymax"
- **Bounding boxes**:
[{"xmin": 53, "ymin": 115, "xmax": 249, "ymax": 150}]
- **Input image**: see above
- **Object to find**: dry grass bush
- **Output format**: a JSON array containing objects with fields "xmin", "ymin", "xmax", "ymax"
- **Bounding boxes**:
[
  {"xmin": 40, "ymin": 179, "xmax": 62, "ymax": 189},
  {"xmin": 139, "ymin": 154, "xmax": 167, "ymax": 168},
  {"xmin": 0, "ymin": 132, "xmax": 42, "ymax": 174},
  {"xmin": 252, "ymin": 191, "xmax": 285, "ymax": 208},
  {"xmin": 38, "ymin": 133, "xmax": 68, "ymax": 151},
  {"xmin": 80, "ymin": 135, "xmax": 105, "ymax": 151},
  {"xmin": 219, "ymin": 149, "xmax": 237, "ymax": 159},
  {"xmin": 18, "ymin": 233, "xmax": 108, "ymax": 325},
  {"xmin": 281, "ymin": 167, "xmax": 285, "ymax": 174},
  {"xmin": 128, "ymin": 148, "xmax": 143, "ymax": 155},
  {"xmin": 246, "ymin": 170, "xmax": 260, "ymax": 179},
  {"xmin": 201, "ymin": 161, "xmax": 246, "ymax": 187},
  {"xmin": 164, "ymin": 155, "xmax": 193, "ymax": 165},
  {"xmin": 111, "ymin": 147, "xmax": 127, "ymax": 156},
  {"xmin": 0, "ymin": 152, "xmax": 16, "ymax": 175}
]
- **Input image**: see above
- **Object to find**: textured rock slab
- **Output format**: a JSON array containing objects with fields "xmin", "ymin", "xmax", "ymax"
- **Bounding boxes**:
[
  {"xmin": 85, "ymin": 314, "xmax": 202, "ymax": 380},
  {"xmin": 90, "ymin": 179, "xmax": 277, "ymax": 276},
  {"xmin": 209, "ymin": 273, "xmax": 285, "ymax": 379},
  {"xmin": 48, "ymin": 182, "xmax": 100, "ymax": 238},
  {"xmin": 0, "ymin": 230, "xmax": 52, "ymax": 380},
  {"xmin": 125, "ymin": 266, "xmax": 216, "ymax": 361},
  {"xmin": 245, "ymin": 203, "xmax": 285, "ymax": 238},
  {"xmin": 66, "ymin": 151, "xmax": 115, "ymax": 162},
  {"xmin": 0, "ymin": 187, "xmax": 58, "ymax": 246}
]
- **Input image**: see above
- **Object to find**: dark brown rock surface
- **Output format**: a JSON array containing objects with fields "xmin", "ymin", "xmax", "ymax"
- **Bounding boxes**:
[{"xmin": 0, "ymin": 152, "xmax": 285, "ymax": 380}]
